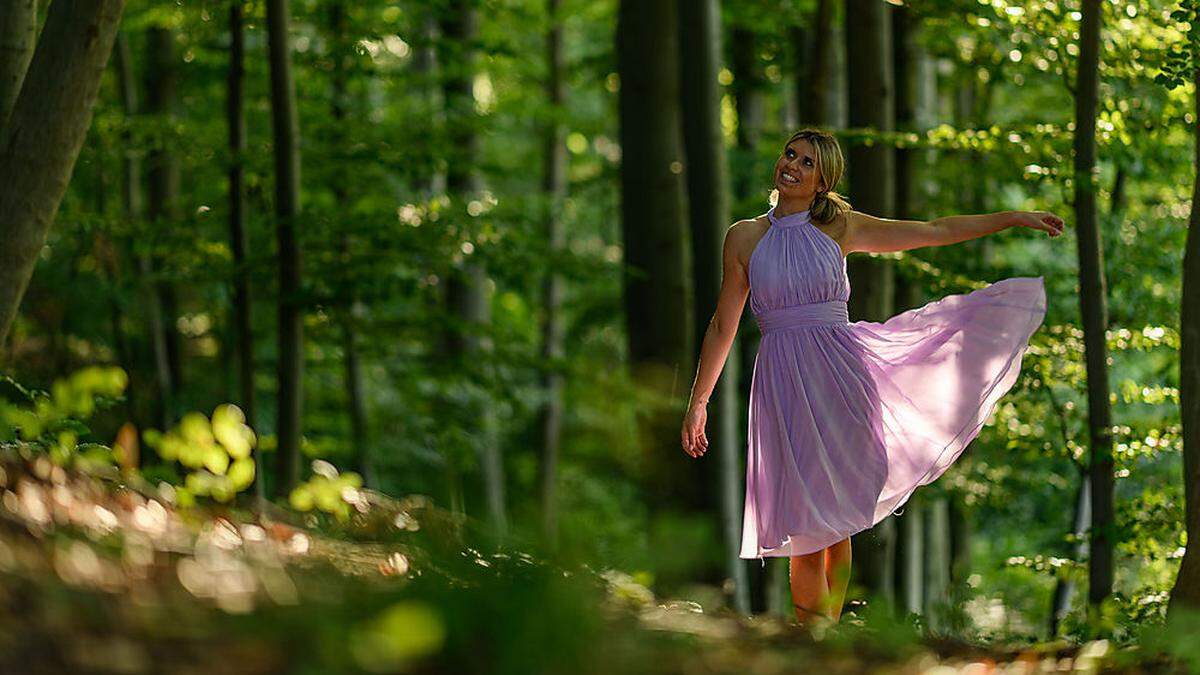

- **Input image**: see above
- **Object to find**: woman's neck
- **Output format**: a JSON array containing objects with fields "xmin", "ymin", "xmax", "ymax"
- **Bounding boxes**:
[{"xmin": 774, "ymin": 198, "xmax": 814, "ymax": 218}]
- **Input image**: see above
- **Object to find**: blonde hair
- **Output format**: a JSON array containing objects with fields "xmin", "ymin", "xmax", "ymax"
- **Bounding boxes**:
[{"xmin": 768, "ymin": 128, "xmax": 853, "ymax": 225}]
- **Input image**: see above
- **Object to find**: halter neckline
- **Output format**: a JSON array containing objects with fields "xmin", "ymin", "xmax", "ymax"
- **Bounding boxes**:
[{"xmin": 767, "ymin": 205, "xmax": 812, "ymax": 228}]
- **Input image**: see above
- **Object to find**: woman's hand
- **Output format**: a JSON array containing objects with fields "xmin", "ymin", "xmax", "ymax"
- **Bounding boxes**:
[
  {"xmin": 681, "ymin": 403, "xmax": 709, "ymax": 458},
  {"xmin": 1011, "ymin": 211, "xmax": 1065, "ymax": 237}
]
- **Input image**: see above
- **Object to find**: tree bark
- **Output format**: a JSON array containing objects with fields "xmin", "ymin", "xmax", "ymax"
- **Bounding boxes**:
[
  {"xmin": 730, "ymin": 26, "xmax": 766, "ymax": 205},
  {"xmin": 0, "ymin": 0, "xmax": 126, "ymax": 347},
  {"xmin": 679, "ymin": 0, "xmax": 748, "ymax": 613},
  {"xmin": 1167, "ymin": 14, "xmax": 1200, "ymax": 618},
  {"xmin": 266, "ymin": 0, "xmax": 304, "ymax": 497},
  {"xmin": 326, "ymin": 3, "xmax": 377, "ymax": 490},
  {"xmin": 1072, "ymin": 0, "xmax": 1114, "ymax": 610},
  {"xmin": 440, "ymin": 0, "xmax": 507, "ymax": 538},
  {"xmin": 227, "ymin": 0, "xmax": 260, "ymax": 498},
  {"xmin": 537, "ymin": 0, "xmax": 568, "ymax": 550},
  {"xmin": 845, "ymin": 0, "xmax": 897, "ymax": 614},
  {"xmin": 144, "ymin": 26, "xmax": 185, "ymax": 398},
  {"xmin": 923, "ymin": 496, "xmax": 951, "ymax": 632},
  {"xmin": 0, "ymin": 0, "xmax": 36, "ymax": 133},
  {"xmin": 617, "ymin": 0, "xmax": 694, "ymax": 517},
  {"xmin": 799, "ymin": 0, "xmax": 834, "ymax": 128}
]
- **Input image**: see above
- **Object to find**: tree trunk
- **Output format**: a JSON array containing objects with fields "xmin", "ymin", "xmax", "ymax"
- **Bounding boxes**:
[
  {"xmin": 1167, "ymin": 18, "xmax": 1200, "ymax": 618},
  {"xmin": 115, "ymin": 33, "xmax": 169, "ymax": 433},
  {"xmin": 730, "ymin": 26, "xmax": 765, "ymax": 206},
  {"xmin": 0, "ymin": 0, "xmax": 126, "ymax": 347},
  {"xmin": 0, "ymin": 0, "xmax": 36, "ymax": 133},
  {"xmin": 729, "ymin": 16, "xmax": 770, "ymax": 614},
  {"xmin": 440, "ymin": 0, "xmax": 507, "ymax": 538},
  {"xmin": 227, "ymin": 0, "xmax": 260, "ymax": 498},
  {"xmin": 845, "ymin": 0, "xmax": 897, "ymax": 614},
  {"xmin": 798, "ymin": 0, "xmax": 834, "ymax": 128},
  {"xmin": 327, "ymin": 3, "xmax": 377, "ymax": 490},
  {"xmin": 537, "ymin": 0, "xmax": 568, "ymax": 550},
  {"xmin": 617, "ymin": 0, "xmax": 694, "ymax": 516},
  {"xmin": 1051, "ymin": 463, "xmax": 1090, "ymax": 635},
  {"xmin": 144, "ymin": 26, "xmax": 185, "ymax": 399},
  {"xmin": 679, "ymin": 0, "xmax": 748, "ymax": 613},
  {"xmin": 1073, "ymin": 0, "xmax": 1114, "ymax": 610},
  {"xmin": 266, "ymin": 0, "xmax": 304, "ymax": 497},
  {"xmin": 923, "ymin": 496, "xmax": 951, "ymax": 632}
]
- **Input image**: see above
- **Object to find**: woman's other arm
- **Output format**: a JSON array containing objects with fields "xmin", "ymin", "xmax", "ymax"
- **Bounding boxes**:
[
  {"xmin": 842, "ymin": 209, "xmax": 1065, "ymax": 254},
  {"xmin": 681, "ymin": 222, "xmax": 753, "ymax": 457}
]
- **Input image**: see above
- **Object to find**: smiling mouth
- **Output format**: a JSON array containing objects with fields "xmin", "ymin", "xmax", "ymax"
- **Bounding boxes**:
[{"xmin": 780, "ymin": 171, "xmax": 800, "ymax": 185}]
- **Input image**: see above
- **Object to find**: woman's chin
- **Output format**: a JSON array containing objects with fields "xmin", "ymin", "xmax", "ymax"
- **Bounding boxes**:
[{"xmin": 774, "ymin": 182, "xmax": 807, "ymax": 196}]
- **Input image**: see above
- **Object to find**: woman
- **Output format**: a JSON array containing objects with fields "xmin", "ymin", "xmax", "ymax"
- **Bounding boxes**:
[{"xmin": 680, "ymin": 128, "xmax": 1062, "ymax": 627}]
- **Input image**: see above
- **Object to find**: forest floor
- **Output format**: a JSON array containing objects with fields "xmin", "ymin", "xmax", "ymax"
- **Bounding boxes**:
[{"xmin": 0, "ymin": 453, "xmax": 1190, "ymax": 674}]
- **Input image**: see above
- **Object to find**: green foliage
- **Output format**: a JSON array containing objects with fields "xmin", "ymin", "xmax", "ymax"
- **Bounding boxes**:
[
  {"xmin": 143, "ymin": 404, "xmax": 258, "ymax": 504},
  {"xmin": 1156, "ymin": 0, "xmax": 1200, "ymax": 89},
  {"xmin": 0, "ymin": 366, "xmax": 127, "ymax": 468},
  {"xmin": 289, "ymin": 459, "xmax": 364, "ymax": 521}
]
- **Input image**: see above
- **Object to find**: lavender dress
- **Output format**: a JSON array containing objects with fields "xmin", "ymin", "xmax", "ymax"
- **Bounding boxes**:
[{"xmin": 739, "ymin": 205, "xmax": 1046, "ymax": 560}]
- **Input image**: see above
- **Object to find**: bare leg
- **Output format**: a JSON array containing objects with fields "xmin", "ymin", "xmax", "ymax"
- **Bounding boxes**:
[
  {"xmin": 788, "ymin": 549, "xmax": 831, "ymax": 627},
  {"xmin": 825, "ymin": 537, "xmax": 852, "ymax": 621}
]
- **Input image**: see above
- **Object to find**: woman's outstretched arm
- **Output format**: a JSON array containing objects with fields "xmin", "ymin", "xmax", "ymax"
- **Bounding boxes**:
[
  {"xmin": 842, "ymin": 209, "xmax": 1065, "ymax": 254},
  {"xmin": 681, "ymin": 222, "xmax": 753, "ymax": 458}
]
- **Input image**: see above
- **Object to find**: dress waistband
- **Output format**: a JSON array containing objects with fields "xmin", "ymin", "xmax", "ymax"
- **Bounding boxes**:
[{"xmin": 755, "ymin": 300, "xmax": 849, "ymax": 333}]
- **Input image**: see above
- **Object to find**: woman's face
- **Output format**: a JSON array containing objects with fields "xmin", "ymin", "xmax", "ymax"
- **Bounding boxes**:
[{"xmin": 773, "ymin": 138, "xmax": 823, "ymax": 200}]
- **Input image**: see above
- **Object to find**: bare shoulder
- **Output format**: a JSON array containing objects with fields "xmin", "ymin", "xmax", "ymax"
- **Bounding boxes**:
[
  {"xmin": 815, "ymin": 210, "xmax": 853, "ymax": 254},
  {"xmin": 726, "ymin": 216, "xmax": 770, "ymax": 267}
]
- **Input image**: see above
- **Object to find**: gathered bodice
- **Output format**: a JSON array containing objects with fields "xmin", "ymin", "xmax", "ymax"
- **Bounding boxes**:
[{"xmin": 748, "ymin": 206, "xmax": 851, "ymax": 325}]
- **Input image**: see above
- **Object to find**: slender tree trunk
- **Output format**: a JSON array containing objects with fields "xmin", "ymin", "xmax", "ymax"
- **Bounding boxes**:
[
  {"xmin": 1072, "ymin": 0, "xmax": 1114, "ymax": 611},
  {"xmin": 441, "ymin": 0, "xmax": 507, "ymax": 538},
  {"xmin": 537, "ymin": 0, "xmax": 568, "ymax": 550},
  {"xmin": 678, "ymin": 0, "xmax": 748, "ymax": 613},
  {"xmin": 0, "ymin": 0, "xmax": 36, "ymax": 133},
  {"xmin": 115, "ymin": 33, "xmax": 169, "ymax": 432},
  {"xmin": 1051, "ymin": 463, "xmax": 1091, "ymax": 635},
  {"xmin": 227, "ymin": 0, "xmax": 260, "ymax": 498},
  {"xmin": 923, "ymin": 496, "xmax": 951, "ymax": 631},
  {"xmin": 266, "ymin": 0, "xmax": 304, "ymax": 497},
  {"xmin": 1167, "ymin": 18, "xmax": 1200, "ymax": 618},
  {"xmin": 617, "ymin": 0, "xmax": 694, "ymax": 516},
  {"xmin": 845, "ymin": 0, "xmax": 897, "ymax": 614},
  {"xmin": 144, "ymin": 26, "xmax": 185, "ymax": 399},
  {"xmin": 729, "ymin": 16, "xmax": 771, "ymax": 614},
  {"xmin": 0, "ymin": 0, "xmax": 126, "ymax": 347},
  {"xmin": 326, "ymin": 4, "xmax": 377, "ymax": 490}
]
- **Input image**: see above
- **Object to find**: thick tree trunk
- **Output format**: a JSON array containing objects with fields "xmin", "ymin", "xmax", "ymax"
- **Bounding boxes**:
[
  {"xmin": 798, "ymin": 0, "xmax": 834, "ymax": 128},
  {"xmin": 1072, "ymin": 0, "xmax": 1114, "ymax": 609},
  {"xmin": 266, "ymin": 0, "xmax": 304, "ymax": 497},
  {"xmin": 227, "ymin": 0, "xmax": 260, "ymax": 498},
  {"xmin": 441, "ymin": 0, "xmax": 507, "ymax": 538},
  {"xmin": 617, "ymin": 0, "xmax": 694, "ymax": 516},
  {"xmin": 537, "ymin": 0, "xmax": 568, "ymax": 550},
  {"xmin": 1167, "ymin": 25, "xmax": 1200, "ymax": 618},
  {"xmin": 845, "ymin": 0, "xmax": 897, "ymax": 614},
  {"xmin": 0, "ymin": 0, "xmax": 36, "ymax": 133},
  {"xmin": 678, "ymin": 0, "xmax": 748, "ymax": 613},
  {"xmin": 0, "ymin": 0, "xmax": 125, "ymax": 347},
  {"xmin": 730, "ymin": 26, "xmax": 765, "ymax": 206}
]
